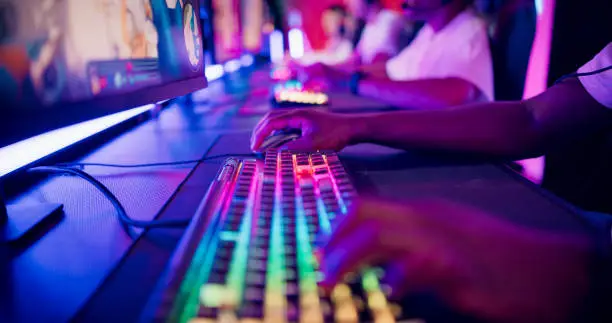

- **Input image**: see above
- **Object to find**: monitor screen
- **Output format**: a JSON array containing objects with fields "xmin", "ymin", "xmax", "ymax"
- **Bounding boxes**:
[{"xmin": 0, "ymin": 0, "xmax": 207, "ymax": 147}]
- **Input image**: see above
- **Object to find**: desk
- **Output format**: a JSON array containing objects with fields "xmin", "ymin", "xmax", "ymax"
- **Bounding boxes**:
[{"xmin": 2, "ymin": 68, "xmax": 593, "ymax": 323}]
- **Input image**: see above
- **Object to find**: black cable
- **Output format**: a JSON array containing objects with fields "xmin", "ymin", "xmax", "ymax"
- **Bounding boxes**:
[
  {"xmin": 56, "ymin": 153, "xmax": 258, "ymax": 169},
  {"xmin": 28, "ymin": 166, "xmax": 191, "ymax": 229},
  {"xmin": 555, "ymin": 65, "xmax": 612, "ymax": 85}
]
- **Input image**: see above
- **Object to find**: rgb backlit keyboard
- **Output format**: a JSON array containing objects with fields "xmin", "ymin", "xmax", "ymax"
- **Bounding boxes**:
[{"xmin": 147, "ymin": 151, "xmax": 416, "ymax": 323}]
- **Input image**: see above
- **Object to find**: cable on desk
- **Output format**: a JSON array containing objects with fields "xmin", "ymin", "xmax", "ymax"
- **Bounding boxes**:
[
  {"xmin": 56, "ymin": 153, "xmax": 258, "ymax": 169},
  {"xmin": 555, "ymin": 65, "xmax": 612, "ymax": 85},
  {"xmin": 28, "ymin": 166, "xmax": 191, "ymax": 229}
]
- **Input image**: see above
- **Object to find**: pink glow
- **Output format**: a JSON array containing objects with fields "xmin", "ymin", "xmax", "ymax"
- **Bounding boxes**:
[
  {"xmin": 523, "ymin": 0, "xmax": 556, "ymax": 100},
  {"xmin": 518, "ymin": 0, "xmax": 556, "ymax": 184}
]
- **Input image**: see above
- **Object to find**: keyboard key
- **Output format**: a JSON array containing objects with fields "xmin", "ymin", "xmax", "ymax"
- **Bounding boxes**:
[
  {"xmin": 285, "ymin": 257, "xmax": 296, "ymax": 268},
  {"xmin": 246, "ymin": 273, "xmax": 266, "ymax": 287},
  {"xmin": 256, "ymin": 219, "xmax": 271, "ymax": 228},
  {"xmin": 244, "ymin": 287, "xmax": 265, "ymax": 302},
  {"xmin": 314, "ymin": 168, "xmax": 328, "ymax": 175},
  {"xmin": 286, "ymin": 302, "xmax": 299, "ymax": 322},
  {"xmin": 195, "ymin": 306, "xmax": 218, "ymax": 319},
  {"xmin": 284, "ymin": 246, "xmax": 296, "ymax": 257},
  {"xmin": 252, "ymin": 238, "xmax": 270, "ymax": 249},
  {"xmin": 285, "ymin": 282, "xmax": 299, "ymax": 297},
  {"xmin": 239, "ymin": 303, "xmax": 264, "ymax": 319},
  {"xmin": 207, "ymin": 272, "xmax": 227, "ymax": 284},
  {"xmin": 248, "ymin": 259, "xmax": 267, "ymax": 271}
]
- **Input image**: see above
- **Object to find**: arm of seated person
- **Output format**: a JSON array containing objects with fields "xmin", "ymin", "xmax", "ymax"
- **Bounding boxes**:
[
  {"xmin": 357, "ymin": 76, "xmax": 485, "ymax": 110},
  {"xmin": 330, "ymin": 52, "xmax": 393, "ymax": 77},
  {"xmin": 301, "ymin": 50, "xmax": 392, "ymax": 81}
]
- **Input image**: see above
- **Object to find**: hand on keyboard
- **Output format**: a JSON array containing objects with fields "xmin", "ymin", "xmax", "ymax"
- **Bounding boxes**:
[
  {"xmin": 251, "ymin": 109, "xmax": 358, "ymax": 152},
  {"xmin": 319, "ymin": 198, "xmax": 592, "ymax": 323}
]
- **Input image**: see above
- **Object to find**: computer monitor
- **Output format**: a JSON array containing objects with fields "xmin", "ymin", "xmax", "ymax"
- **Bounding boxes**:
[
  {"xmin": 0, "ymin": 0, "xmax": 207, "ymax": 150},
  {"xmin": 0, "ymin": 0, "xmax": 207, "ymax": 243}
]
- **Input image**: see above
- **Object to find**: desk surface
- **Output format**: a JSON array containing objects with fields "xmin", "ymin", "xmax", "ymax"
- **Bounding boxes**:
[{"xmin": 2, "ymin": 68, "xmax": 593, "ymax": 323}]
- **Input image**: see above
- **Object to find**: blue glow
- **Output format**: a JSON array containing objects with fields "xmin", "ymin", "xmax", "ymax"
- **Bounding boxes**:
[
  {"xmin": 270, "ymin": 30, "xmax": 285, "ymax": 64},
  {"xmin": 535, "ymin": 0, "xmax": 543, "ymax": 15},
  {"xmin": 0, "ymin": 105, "xmax": 155, "ymax": 178},
  {"xmin": 224, "ymin": 59, "xmax": 242, "ymax": 73},
  {"xmin": 205, "ymin": 64, "xmax": 225, "ymax": 81},
  {"xmin": 316, "ymin": 199, "xmax": 332, "ymax": 236},
  {"xmin": 240, "ymin": 54, "xmax": 255, "ymax": 67}
]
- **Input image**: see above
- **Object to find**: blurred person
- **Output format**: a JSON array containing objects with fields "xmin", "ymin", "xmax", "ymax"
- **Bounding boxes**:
[
  {"xmin": 305, "ymin": 0, "xmax": 493, "ymax": 110},
  {"xmin": 297, "ymin": 0, "xmax": 404, "ymax": 74},
  {"xmin": 348, "ymin": 0, "xmax": 405, "ymax": 65},
  {"xmin": 252, "ymin": 42, "xmax": 612, "ymax": 322},
  {"xmin": 298, "ymin": 5, "xmax": 354, "ymax": 66}
]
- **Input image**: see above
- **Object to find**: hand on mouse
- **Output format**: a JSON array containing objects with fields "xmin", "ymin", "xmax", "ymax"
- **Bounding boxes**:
[
  {"xmin": 320, "ymin": 198, "xmax": 593, "ymax": 323},
  {"xmin": 251, "ymin": 109, "xmax": 359, "ymax": 152}
]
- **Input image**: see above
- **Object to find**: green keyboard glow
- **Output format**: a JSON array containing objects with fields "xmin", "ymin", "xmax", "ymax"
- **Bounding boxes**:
[{"xmin": 169, "ymin": 151, "xmax": 409, "ymax": 323}]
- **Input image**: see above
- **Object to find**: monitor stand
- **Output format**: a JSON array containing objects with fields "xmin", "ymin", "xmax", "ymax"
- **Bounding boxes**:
[{"xmin": 0, "ymin": 187, "xmax": 63, "ymax": 245}]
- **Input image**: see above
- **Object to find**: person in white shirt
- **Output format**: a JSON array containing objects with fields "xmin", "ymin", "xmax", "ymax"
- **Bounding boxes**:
[
  {"xmin": 253, "ymin": 43, "xmax": 612, "ymax": 323},
  {"xmin": 385, "ymin": 1, "xmax": 493, "ymax": 101},
  {"xmin": 350, "ymin": 0, "xmax": 405, "ymax": 65},
  {"xmin": 304, "ymin": 0, "xmax": 493, "ymax": 110},
  {"xmin": 299, "ymin": 0, "xmax": 404, "ymax": 72},
  {"xmin": 299, "ymin": 5, "xmax": 354, "ymax": 66}
]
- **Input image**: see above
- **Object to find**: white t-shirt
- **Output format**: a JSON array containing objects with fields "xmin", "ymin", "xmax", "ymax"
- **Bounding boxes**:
[
  {"xmin": 386, "ymin": 8, "xmax": 494, "ymax": 101},
  {"xmin": 299, "ymin": 39, "xmax": 354, "ymax": 66},
  {"xmin": 579, "ymin": 43, "xmax": 612, "ymax": 108},
  {"xmin": 356, "ymin": 9, "xmax": 404, "ymax": 64}
]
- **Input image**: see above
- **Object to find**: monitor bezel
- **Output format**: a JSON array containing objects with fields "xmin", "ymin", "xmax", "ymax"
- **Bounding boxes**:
[{"xmin": 1, "ymin": 77, "xmax": 207, "ymax": 148}]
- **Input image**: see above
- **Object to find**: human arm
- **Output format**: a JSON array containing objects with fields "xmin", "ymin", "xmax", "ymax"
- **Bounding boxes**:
[
  {"xmin": 251, "ymin": 79, "xmax": 612, "ymax": 158},
  {"xmin": 357, "ymin": 76, "xmax": 485, "ymax": 109},
  {"xmin": 319, "ymin": 197, "xmax": 606, "ymax": 323},
  {"xmin": 296, "ymin": 54, "xmax": 390, "ymax": 84}
]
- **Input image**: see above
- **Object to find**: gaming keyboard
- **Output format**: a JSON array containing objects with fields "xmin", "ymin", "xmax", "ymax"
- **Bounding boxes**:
[{"xmin": 144, "ymin": 151, "xmax": 418, "ymax": 323}]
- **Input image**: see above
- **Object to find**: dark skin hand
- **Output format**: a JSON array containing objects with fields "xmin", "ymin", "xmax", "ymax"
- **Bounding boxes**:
[
  {"xmin": 319, "ymin": 198, "xmax": 592, "ymax": 323},
  {"xmin": 252, "ymin": 79, "xmax": 611, "ymax": 157}
]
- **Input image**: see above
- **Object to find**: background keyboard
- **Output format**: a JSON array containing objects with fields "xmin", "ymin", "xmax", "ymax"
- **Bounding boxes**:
[{"xmin": 150, "ymin": 151, "xmax": 420, "ymax": 323}]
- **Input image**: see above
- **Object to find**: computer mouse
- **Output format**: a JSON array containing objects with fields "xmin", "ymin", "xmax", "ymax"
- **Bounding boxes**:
[{"xmin": 259, "ymin": 128, "xmax": 302, "ymax": 151}]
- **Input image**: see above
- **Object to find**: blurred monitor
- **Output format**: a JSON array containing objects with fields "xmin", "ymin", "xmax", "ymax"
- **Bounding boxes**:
[
  {"xmin": 0, "ymin": 0, "xmax": 207, "ymax": 150},
  {"xmin": 209, "ymin": 0, "xmax": 277, "ymax": 63}
]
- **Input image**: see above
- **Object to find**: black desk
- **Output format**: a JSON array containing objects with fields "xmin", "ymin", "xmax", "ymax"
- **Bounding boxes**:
[{"xmin": 2, "ymin": 68, "xmax": 593, "ymax": 323}]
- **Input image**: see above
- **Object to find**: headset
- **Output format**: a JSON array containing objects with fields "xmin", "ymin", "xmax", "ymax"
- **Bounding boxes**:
[{"xmin": 402, "ymin": 0, "xmax": 454, "ymax": 11}]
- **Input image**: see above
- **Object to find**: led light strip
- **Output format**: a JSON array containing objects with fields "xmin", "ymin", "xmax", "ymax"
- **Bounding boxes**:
[{"xmin": 0, "ymin": 104, "xmax": 155, "ymax": 178}]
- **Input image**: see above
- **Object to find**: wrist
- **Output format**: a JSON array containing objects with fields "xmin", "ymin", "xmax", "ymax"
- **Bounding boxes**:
[{"xmin": 345, "ymin": 115, "xmax": 370, "ymax": 145}]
